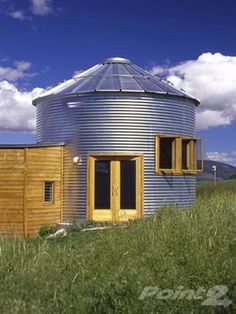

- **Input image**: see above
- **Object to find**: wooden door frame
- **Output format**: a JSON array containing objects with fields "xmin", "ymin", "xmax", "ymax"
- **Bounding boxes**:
[{"xmin": 87, "ymin": 152, "xmax": 144, "ymax": 221}]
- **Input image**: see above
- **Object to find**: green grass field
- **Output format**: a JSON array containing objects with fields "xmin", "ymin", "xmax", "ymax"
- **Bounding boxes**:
[{"xmin": 0, "ymin": 181, "xmax": 235, "ymax": 313}]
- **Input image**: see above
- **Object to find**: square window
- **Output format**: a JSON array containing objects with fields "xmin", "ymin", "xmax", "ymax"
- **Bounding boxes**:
[
  {"xmin": 159, "ymin": 137, "xmax": 176, "ymax": 170},
  {"xmin": 155, "ymin": 135, "xmax": 180, "ymax": 173},
  {"xmin": 182, "ymin": 138, "xmax": 194, "ymax": 171},
  {"xmin": 195, "ymin": 138, "xmax": 204, "ymax": 171}
]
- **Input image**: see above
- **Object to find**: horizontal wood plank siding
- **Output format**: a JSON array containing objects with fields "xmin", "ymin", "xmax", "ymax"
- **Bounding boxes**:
[
  {"xmin": 0, "ymin": 149, "xmax": 24, "ymax": 236},
  {"xmin": 25, "ymin": 146, "xmax": 63, "ymax": 236}
]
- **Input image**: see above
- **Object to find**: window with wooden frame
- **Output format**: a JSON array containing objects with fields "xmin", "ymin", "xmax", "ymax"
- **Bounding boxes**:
[
  {"xmin": 155, "ymin": 135, "xmax": 181, "ymax": 174},
  {"xmin": 155, "ymin": 135, "xmax": 203, "ymax": 174},
  {"xmin": 195, "ymin": 138, "xmax": 204, "ymax": 172},
  {"xmin": 181, "ymin": 137, "xmax": 196, "ymax": 173},
  {"xmin": 44, "ymin": 181, "xmax": 54, "ymax": 203}
]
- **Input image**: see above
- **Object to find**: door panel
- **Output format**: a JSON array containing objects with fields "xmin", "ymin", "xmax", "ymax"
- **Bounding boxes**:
[
  {"xmin": 87, "ymin": 154, "xmax": 143, "ymax": 222},
  {"xmin": 120, "ymin": 160, "xmax": 136, "ymax": 209},
  {"xmin": 117, "ymin": 156, "xmax": 143, "ymax": 221},
  {"xmin": 94, "ymin": 160, "xmax": 110, "ymax": 209}
]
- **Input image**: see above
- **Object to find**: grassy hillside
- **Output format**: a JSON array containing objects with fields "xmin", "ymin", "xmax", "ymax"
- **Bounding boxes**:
[{"xmin": 0, "ymin": 181, "xmax": 236, "ymax": 313}]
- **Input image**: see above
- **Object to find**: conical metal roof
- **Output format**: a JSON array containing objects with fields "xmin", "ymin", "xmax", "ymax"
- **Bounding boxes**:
[{"xmin": 34, "ymin": 57, "xmax": 199, "ymax": 105}]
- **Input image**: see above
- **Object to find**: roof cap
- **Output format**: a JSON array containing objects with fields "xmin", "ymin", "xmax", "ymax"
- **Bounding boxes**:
[{"xmin": 102, "ymin": 57, "xmax": 131, "ymax": 64}]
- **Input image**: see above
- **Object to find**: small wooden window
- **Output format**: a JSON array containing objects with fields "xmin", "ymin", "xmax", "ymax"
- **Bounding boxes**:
[
  {"xmin": 182, "ymin": 139, "xmax": 191, "ymax": 170},
  {"xmin": 181, "ymin": 137, "xmax": 196, "ymax": 173},
  {"xmin": 44, "ymin": 182, "xmax": 54, "ymax": 203},
  {"xmin": 195, "ymin": 138, "xmax": 204, "ymax": 172},
  {"xmin": 155, "ymin": 135, "xmax": 203, "ymax": 175},
  {"xmin": 160, "ymin": 137, "xmax": 175, "ymax": 169},
  {"xmin": 155, "ymin": 135, "xmax": 181, "ymax": 174}
]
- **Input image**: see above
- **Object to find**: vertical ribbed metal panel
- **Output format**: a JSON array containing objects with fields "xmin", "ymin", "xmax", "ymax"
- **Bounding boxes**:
[{"xmin": 36, "ymin": 93, "xmax": 196, "ymax": 221}]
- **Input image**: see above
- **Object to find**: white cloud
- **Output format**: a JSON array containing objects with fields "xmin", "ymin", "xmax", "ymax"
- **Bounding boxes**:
[
  {"xmin": 0, "ymin": 60, "xmax": 43, "ymax": 132},
  {"xmin": 0, "ymin": 61, "xmax": 33, "ymax": 82},
  {"xmin": 3, "ymin": 0, "xmax": 56, "ymax": 20},
  {"xmin": 14, "ymin": 61, "xmax": 31, "ymax": 71},
  {"xmin": 31, "ymin": 0, "xmax": 54, "ymax": 16},
  {"xmin": 196, "ymin": 110, "xmax": 232, "ymax": 129},
  {"xmin": 9, "ymin": 10, "xmax": 27, "ymax": 20},
  {"xmin": 151, "ymin": 52, "xmax": 236, "ymax": 130},
  {"xmin": 0, "ymin": 80, "xmax": 44, "ymax": 131},
  {"xmin": 206, "ymin": 151, "xmax": 236, "ymax": 166}
]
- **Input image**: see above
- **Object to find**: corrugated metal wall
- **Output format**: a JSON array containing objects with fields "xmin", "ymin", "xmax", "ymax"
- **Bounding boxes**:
[{"xmin": 36, "ymin": 92, "xmax": 196, "ymax": 221}]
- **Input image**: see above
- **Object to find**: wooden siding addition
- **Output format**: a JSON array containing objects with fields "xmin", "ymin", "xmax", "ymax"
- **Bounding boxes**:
[{"xmin": 0, "ymin": 146, "xmax": 63, "ymax": 237}]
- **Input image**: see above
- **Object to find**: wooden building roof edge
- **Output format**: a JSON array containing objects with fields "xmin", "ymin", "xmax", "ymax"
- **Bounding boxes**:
[{"xmin": 0, "ymin": 143, "xmax": 64, "ymax": 148}]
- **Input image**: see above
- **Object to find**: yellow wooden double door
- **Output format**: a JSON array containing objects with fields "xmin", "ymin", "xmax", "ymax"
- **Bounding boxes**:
[{"xmin": 87, "ymin": 154, "xmax": 143, "ymax": 222}]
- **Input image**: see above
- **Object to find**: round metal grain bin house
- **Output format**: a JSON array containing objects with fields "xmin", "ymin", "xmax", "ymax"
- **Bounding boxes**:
[{"xmin": 33, "ymin": 57, "xmax": 201, "ymax": 222}]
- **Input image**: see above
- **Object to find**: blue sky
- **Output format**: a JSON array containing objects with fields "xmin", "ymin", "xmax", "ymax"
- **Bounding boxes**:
[{"xmin": 0, "ymin": 0, "xmax": 236, "ymax": 165}]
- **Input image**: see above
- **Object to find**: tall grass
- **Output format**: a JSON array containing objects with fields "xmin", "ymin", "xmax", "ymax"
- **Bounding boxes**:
[{"xmin": 0, "ymin": 181, "xmax": 235, "ymax": 313}]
